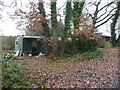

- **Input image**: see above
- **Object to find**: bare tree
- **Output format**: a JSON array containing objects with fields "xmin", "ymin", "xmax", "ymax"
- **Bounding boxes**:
[{"xmin": 87, "ymin": 0, "xmax": 116, "ymax": 28}]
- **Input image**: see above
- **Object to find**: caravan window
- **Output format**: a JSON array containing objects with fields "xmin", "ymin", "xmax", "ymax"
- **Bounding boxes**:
[{"xmin": 16, "ymin": 40, "xmax": 18, "ymax": 46}]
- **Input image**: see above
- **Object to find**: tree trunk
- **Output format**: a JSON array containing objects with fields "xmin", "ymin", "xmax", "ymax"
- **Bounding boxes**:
[
  {"xmin": 51, "ymin": 1, "xmax": 58, "ymax": 54},
  {"xmin": 111, "ymin": 1, "xmax": 120, "ymax": 46},
  {"xmin": 64, "ymin": 2, "xmax": 72, "ymax": 36},
  {"xmin": 38, "ymin": 0, "xmax": 51, "ymax": 55},
  {"xmin": 73, "ymin": 2, "xmax": 85, "ymax": 29}
]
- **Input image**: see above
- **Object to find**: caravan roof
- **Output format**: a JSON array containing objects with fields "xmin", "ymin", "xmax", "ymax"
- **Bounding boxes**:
[{"xmin": 19, "ymin": 36, "xmax": 44, "ymax": 39}]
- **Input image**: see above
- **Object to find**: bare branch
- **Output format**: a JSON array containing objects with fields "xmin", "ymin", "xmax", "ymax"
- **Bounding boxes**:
[
  {"xmin": 96, "ymin": 7, "xmax": 116, "ymax": 23},
  {"xmin": 92, "ymin": 1, "xmax": 101, "ymax": 26},
  {"xmin": 89, "ymin": 13, "xmax": 93, "ymax": 19},
  {"xmin": 58, "ymin": 2, "xmax": 66, "ymax": 10},
  {"xmin": 9, "ymin": 0, "xmax": 23, "ymax": 7},
  {"xmin": 9, "ymin": 0, "xmax": 17, "ymax": 7},
  {"xmin": 98, "ymin": 2, "xmax": 114, "ymax": 12},
  {"xmin": 94, "ymin": 0, "xmax": 101, "ymax": 6},
  {"xmin": 95, "ymin": 14, "xmax": 115, "ymax": 28},
  {"xmin": 97, "ymin": 5, "xmax": 110, "ymax": 20}
]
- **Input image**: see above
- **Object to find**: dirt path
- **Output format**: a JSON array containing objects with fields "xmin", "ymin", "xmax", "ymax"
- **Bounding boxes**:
[{"xmin": 21, "ymin": 48, "xmax": 119, "ymax": 88}]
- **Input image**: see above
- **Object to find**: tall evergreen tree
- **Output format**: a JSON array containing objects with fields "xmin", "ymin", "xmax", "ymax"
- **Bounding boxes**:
[
  {"xmin": 64, "ymin": 2, "xmax": 72, "ymax": 31},
  {"xmin": 64, "ymin": 1, "xmax": 72, "ymax": 37},
  {"xmin": 38, "ymin": 0, "xmax": 50, "ymax": 55},
  {"xmin": 72, "ymin": 1, "xmax": 85, "ymax": 54},
  {"xmin": 73, "ymin": 2, "xmax": 79, "ymax": 29},
  {"xmin": 51, "ymin": 0, "xmax": 58, "ymax": 54},
  {"xmin": 73, "ymin": 1, "xmax": 85, "ymax": 29},
  {"xmin": 111, "ymin": 1, "xmax": 120, "ymax": 46},
  {"xmin": 38, "ymin": 0, "xmax": 50, "ymax": 38}
]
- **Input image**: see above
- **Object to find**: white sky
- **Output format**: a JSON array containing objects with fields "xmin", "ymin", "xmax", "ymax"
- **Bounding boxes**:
[{"xmin": 0, "ymin": 0, "xmax": 119, "ymax": 37}]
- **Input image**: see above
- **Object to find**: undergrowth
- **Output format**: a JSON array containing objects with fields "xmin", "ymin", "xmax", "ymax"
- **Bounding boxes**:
[
  {"xmin": 82, "ymin": 49, "xmax": 106, "ymax": 60},
  {"xmin": 52, "ymin": 49, "xmax": 106, "ymax": 61},
  {"xmin": 52, "ymin": 53, "xmax": 81, "ymax": 62},
  {"xmin": 2, "ymin": 60, "xmax": 39, "ymax": 88}
]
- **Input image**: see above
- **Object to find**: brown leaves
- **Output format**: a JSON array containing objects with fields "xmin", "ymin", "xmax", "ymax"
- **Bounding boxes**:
[
  {"xmin": 37, "ymin": 37, "xmax": 53, "ymax": 47},
  {"xmin": 73, "ymin": 17, "xmax": 101, "ymax": 41},
  {"xmin": 10, "ymin": 2, "xmax": 47, "ymax": 35},
  {"xmin": 15, "ymin": 48, "xmax": 118, "ymax": 88}
]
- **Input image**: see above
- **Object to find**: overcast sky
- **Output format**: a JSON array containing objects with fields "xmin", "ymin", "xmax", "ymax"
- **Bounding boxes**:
[{"xmin": 0, "ymin": 0, "xmax": 119, "ymax": 37}]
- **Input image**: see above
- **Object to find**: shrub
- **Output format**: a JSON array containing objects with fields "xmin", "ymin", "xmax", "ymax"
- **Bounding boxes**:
[
  {"xmin": 2, "ymin": 61, "xmax": 38, "ymax": 88},
  {"xmin": 53, "ymin": 17, "xmax": 101, "ymax": 57},
  {"xmin": 76, "ymin": 35, "xmax": 98, "ymax": 53},
  {"xmin": 82, "ymin": 49, "xmax": 106, "ymax": 60},
  {"xmin": 64, "ymin": 40, "xmax": 78, "ymax": 55},
  {"xmin": 104, "ymin": 41, "xmax": 112, "ymax": 48}
]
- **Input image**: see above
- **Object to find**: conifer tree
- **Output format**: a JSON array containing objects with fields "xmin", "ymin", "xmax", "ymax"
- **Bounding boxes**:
[
  {"xmin": 51, "ymin": 0, "xmax": 58, "ymax": 54},
  {"xmin": 73, "ymin": 2, "xmax": 85, "ymax": 29}
]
